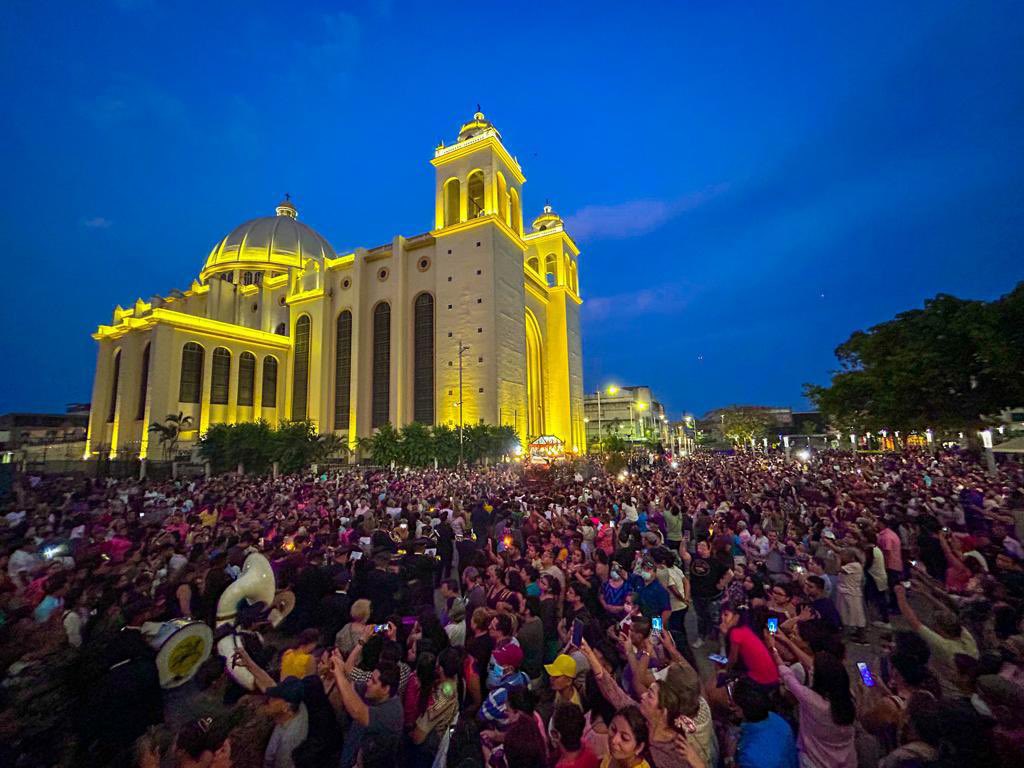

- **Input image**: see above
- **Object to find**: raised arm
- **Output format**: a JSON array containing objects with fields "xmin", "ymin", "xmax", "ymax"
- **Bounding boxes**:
[
  {"xmin": 580, "ymin": 639, "xmax": 636, "ymax": 710},
  {"xmin": 331, "ymin": 649, "xmax": 370, "ymax": 726},
  {"xmin": 233, "ymin": 645, "xmax": 277, "ymax": 693},
  {"xmin": 893, "ymin": 584, "xmax": 922, "ymax": 632}
]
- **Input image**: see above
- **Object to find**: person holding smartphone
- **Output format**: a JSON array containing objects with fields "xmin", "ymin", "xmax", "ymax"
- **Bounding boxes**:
[{"xmin": 718, "ymin": 605, "xmax": 779, "ymax": 688}]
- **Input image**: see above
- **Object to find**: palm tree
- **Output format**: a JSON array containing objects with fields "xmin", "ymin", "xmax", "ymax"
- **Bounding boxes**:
[{"xmin": 148, "ymin": 412, "xmax": 193, "ymax": 460}]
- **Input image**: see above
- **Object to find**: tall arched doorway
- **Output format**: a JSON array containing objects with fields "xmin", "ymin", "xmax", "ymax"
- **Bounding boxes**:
[{"xmin": 525, "ymin": 310, "xmax": 544, "ymax": 437}]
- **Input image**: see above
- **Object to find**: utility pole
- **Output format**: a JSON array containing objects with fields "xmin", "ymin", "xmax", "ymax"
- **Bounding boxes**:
[{"xmin": 457, "ymin": 339, "xmax": 470, "ymax": 465}]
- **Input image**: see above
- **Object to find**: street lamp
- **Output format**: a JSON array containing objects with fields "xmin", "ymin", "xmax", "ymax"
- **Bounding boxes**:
[
  {"xmin": 457, "ymin": 339, "xmax": 470, "ymax": 465},
  {"xmin": 596, "ymin": 385, "xmax": 619, "ymax": 443}
]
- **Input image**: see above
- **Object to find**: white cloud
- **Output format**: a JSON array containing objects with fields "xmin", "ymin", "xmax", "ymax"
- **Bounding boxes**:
[
  {"xmin": 566, "ymin": 183, "xmax": 729, "ymax": 241},
  {"xmin": 81, "ymin": 216, "xmax": 113, "ymax": 229},
  {"xmin": 583, "ymin": 283, "xmax": 697, "ymax": 323}
]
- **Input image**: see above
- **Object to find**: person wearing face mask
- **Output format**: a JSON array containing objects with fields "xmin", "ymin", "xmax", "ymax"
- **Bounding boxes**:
[
  {"xmin": 632, "ymin": 558, "xmax": 671, "ymax": 630},
  {"xmin": 600, "ymin": 564, "xmax": 631, "ymax": 621},
  {"xmin": 478, "ymin": 642, "xmax": 529, "ymax": 738}
]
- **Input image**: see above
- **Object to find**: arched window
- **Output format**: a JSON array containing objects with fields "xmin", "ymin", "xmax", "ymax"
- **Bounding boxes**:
[
  {"xmin": 292, "ymin": 315, "xmax": 311, "ymax": 420},
  {"xmin": 496, "ymin": 172, "xmax": 508, "ymax": 226},
  {"xmin": 571, "ymin": 262, "xmax": 579, "ymax": 294},
  {"xmin": 444, "ymin": 178, "xmax": 461, "ymax": 227},
  {"xmin": 372, "ymin": 302, "xmax": 391, "ymax": 428},
  {"xmin": 179, "ymin": 342, "xmax": 204, "ymax": 403},
  {"xmin": 467, "ymin": 171, "xmax": 485, "ymax": 219},
  {"xmin": 527, "ymin": 256, "xmax": 540, "ymax": 273},
  {"xmin": 211, "ymin": 348, "xmax": 231, "ymax": 405},
  {"xmin": 544, "ymin": 254, "xmax": 558, "ymax": 287},
  {"xmin": 136, "ymin": 343, "xmax": 150, "ymax": 420},
  {"xmin": 509, "ymin": 187, "xmax": 521, "ymax": 234},
  {"xmin": 262, "ymin": 356, "xmax": 278, "ymax": 407},
  {"xmin": 275, "ymin": 322, "xmax": 287, "ymax": 336},
  {"xmin": 242, "ymin": 271, "xmax": 253, "ymax": 285},
  {"xmin": 107, "ymin": 350, "xmax": 121, "ymax": 422},
  {"xmin": 413, "ymin": 293, "xmax": 434, "ymax": 424},
  {"xmin": 525, "ymin": 311, "xmax": 545, "ymax": 436},
  {"xmin": 334, "ymin": 310, "xmax": 352, "ymax": 430},
  {"xmin": 238, "ymin": 352, "xmax": 256, "ymax": 407}
]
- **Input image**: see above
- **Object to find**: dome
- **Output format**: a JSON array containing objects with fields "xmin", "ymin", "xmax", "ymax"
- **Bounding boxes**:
[
  {"xmin": 457, "ymin": 108, "xmax": 500, "ymax": 143},
  {"xmin": 531, "ymin": 203, "xmax": 563, "ymax": 232},
  {"xmin": 200, "ymin": 196, "xmax": 336, "ymax": 281}
]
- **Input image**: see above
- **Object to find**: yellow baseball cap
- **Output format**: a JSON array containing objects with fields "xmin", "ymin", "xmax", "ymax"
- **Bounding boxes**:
[{"xmin": 544, "ymin": 654, "xmax": 577, "ymax": 679}]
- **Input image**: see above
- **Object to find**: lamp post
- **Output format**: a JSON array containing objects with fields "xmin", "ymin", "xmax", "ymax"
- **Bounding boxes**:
[
  {"xmin": 635, "ymin": 401, "xmax": 648, "ymax": 441},
  {"xmin": 596, "ymin": 385, "xmax": 618, "ymax": 444},
  {"xmin": 457, "ymin": 339, "xmax": 470, "ymax": 465}
]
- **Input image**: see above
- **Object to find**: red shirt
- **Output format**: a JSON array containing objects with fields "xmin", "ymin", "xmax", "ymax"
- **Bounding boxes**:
[
  {"xmin": 556, "ymin": 746, "xmax": 600, "ymax": 768},
  {"xmin": 729, "ymin": 625, "xmax": 780, "ymax": 685}
]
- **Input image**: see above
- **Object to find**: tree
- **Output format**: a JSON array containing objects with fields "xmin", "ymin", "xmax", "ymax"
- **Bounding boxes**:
[
  {"xmin": 719, "ymin": 407, "xmax": 769, "ymax": 446},
  {"xmin": 398, "ymin": 422, "xmax": 434, "ymax": 467},
  {"xmin": 359, "ymin": 423, "xmax": 402, "ymax": 467},
  {"xmin": 197, "ymin": 420, "xmax": 347, "ymax": 476},
  {"xmin": 806, "ymin": 283, "xmax": 1024, "ymax": 432},
  {"xmin": 431, "ymin": 425, "xmax": 461, "ymax": 468},
  {"xmin": 148, "ymin": 412, "xmax": 193, "ymax": 460}
]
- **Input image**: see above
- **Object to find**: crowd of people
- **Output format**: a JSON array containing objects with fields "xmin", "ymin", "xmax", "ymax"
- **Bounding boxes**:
[{"xmin": 2, "ymin": 446, "xmax": 1024, "ymax": 768}]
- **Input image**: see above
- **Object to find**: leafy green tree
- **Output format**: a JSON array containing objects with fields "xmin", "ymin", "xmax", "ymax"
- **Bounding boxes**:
[
  {"xmin": 431, "ymin": 425, "xmax": 461, "ymax": 467},
  {"xmin": 359, "ymin": 423, "xmax": 402, "ymax": 467},
  {"xmin": 227, "ymin": 420, "xmax": 276, "ymax": 474},
  {"xmin": 806, "ymin": 283, "xmax": 1024, "ymax": 431},
  {"xmin": 399, "ymin": 422, "xmax": 434, "ymax": 467},
  {"xmin": 148, "ymin": 412, "xmax": 193, "ymax": 460},
  {"xmin": 720, "ymin": 408, "xmax": 770, "ymax": 446},
  {"xmin": 197, "ymin": 422, "xmax": 232, "ymax": 473}
]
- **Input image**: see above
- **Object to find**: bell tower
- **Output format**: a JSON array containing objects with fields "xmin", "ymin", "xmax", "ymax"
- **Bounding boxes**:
[{"xmin": 431, "ymin": 109, "xmax": 525, "ymax": 237}]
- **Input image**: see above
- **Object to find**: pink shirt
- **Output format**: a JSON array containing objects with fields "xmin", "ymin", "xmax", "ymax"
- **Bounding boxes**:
[
  {"xmin": 729, "ymin": 626, "xmax": 779, "ymax": 686},
  {"xmin": 877, "ymin": 527, "xmax": 902, "ymax": 571},
  {"xmin": 779, "ymin": 664, "xmax": 856, "ymax": 768}
]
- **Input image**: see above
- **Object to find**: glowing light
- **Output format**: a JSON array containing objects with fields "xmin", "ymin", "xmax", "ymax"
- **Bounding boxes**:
[
  {"xmin": 670, "ymin": 461, "xmax": 678, "ymax": 469},
  {"xmin": 979, "ymin": 430, "xmax": 993, "ymax": 449},
  {"xmin": 796, "ymin": 449, "xmax": 811, "ymax": 462}
]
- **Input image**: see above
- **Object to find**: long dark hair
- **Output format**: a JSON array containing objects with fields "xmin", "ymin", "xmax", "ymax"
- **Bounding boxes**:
[
  {"xmin": 811, "ymin": 652, "xmax": 855, "ymax": 725},
  {"xmin": 414, "ymin": 651, "xmax": 437, "ymax": 714}
]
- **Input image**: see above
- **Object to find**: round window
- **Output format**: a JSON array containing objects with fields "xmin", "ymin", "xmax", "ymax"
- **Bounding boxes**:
[
  {"xmin": 417, "ymin": 257, "xmax": 431, "ymax": 272},
  {"xmin": 342, "ymin": 277, "xmax": 352, "ymax": 290},
  {"xmin": 377, "ymin": 267, "xmax": 389, "ymax": 282}
]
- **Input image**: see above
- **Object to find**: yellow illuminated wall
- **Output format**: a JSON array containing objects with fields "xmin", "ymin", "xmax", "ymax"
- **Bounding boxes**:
[{"xmin": 85, "ymin": 112, "xmax": 585, "ymax": 460}]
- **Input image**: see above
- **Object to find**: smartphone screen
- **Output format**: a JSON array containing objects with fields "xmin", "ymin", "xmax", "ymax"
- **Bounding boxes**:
[
  {"xmin": 350, "ymin": 551, "xmax": 362, "ymax": 561},
  {"xmin": 651, "ymin": 617, "xmax": 663, "ymax": 634},
  {"xmin": 767, "ymin": 617, "xmax": 779, "ymax": 634},
  {"xmin": 708, "ymin": 653, "xmax": 728, "ymax": 665},
  {"xmin": 856, "ymin": 662, "xmax": 876, "ymax": 687},
  {"xmin": 571, "ymin": 618, "xmax": 584, "ymax": 647}
]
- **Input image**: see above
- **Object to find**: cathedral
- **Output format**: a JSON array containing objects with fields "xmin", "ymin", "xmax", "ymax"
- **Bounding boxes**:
[{"xmin": 85, "ymin": 112, "xmax": 585, "ymax": 460}]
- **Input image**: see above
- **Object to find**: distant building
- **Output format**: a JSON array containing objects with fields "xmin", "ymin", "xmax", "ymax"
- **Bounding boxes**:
[
  {"xmin": 583, "ymin": 385, "xmax": 669, "ymax": 444},
  {"xmin": 698, "ymin": 405, "xmax": 825, "ymax": 443},
  {"xmin": 0, "ymin": 408, "xmax": 89, "ymax": 451}
]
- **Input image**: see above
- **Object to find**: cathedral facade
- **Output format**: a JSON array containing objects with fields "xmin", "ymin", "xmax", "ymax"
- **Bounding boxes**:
[{"xmin": 85, "ymin": 112, "xmax": 585, "ymax": 459}]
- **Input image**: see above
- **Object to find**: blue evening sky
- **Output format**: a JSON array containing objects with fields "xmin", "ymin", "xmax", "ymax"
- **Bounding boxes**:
[{"xmin": 1, "ymin": 1, "xmax": 1022, "ymax": 419}]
